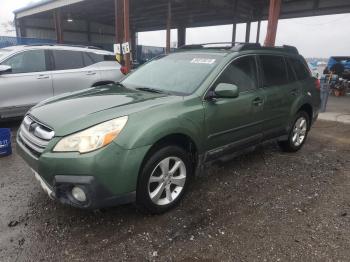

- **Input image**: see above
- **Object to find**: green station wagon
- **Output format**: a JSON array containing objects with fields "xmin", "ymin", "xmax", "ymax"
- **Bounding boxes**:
[{"xmin": 17, "ymin": 43, "xmax": 320, "ymax": 213}]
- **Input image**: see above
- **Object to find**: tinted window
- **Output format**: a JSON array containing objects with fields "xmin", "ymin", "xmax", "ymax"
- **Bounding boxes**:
[
  {"xmin": 122, "ymin": 53, "xmax": 223, "ymax": 95},
  {"xmin": 289, "ymin": 57, "xmax": 310, "ymax": 80},
  {"xmin": 286, "ymin": 58, "xmax": 297, "ymax": 82},
  {"xmin": 217, "ymin": 56, "xmax": 257, "ymax": 92},
  {"xmin": 104, "ymin": 55, "xmax": 116, "ymax": 61},
  {"xmin": 260, "ymin": 55, "xmax": 288, "ymax": 87},
  {"xmin": 83, "ymin": 52, "xmax": 95, "ymax": 66},
  {"xmin": 87, "ymin": 53, "xmax": 103, "ymax": 63},
  {"xmin": 53, "ymin": 50, "xmax": 84, "ymax": 70},
  {"xmin": 86, "ymin": 53, "xmax": 116, "ymax": 63},
  {"xmin": 2, "ymin": 50, "xmax": 46, "ymax": 74}
]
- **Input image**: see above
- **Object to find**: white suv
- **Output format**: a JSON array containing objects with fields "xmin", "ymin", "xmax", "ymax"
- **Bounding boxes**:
[{"xmin": 0, "ymin": 45, "xmax": 124, "ymax": 120}]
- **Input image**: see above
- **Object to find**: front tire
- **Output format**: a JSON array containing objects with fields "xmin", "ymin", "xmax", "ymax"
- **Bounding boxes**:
[
  {"xmin": 136, "ymin": 145, "xmax": 192, "ymax": 214},
  {"xmin": 278, "ymin": 111, "xmax": 310, "ymax": 152}
]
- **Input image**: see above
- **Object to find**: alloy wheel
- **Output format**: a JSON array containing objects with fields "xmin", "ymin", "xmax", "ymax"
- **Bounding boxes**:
[
  {"xmin": 292, "ymin": 116, "xmax": 308, "ymax": 147},
  {"xmin": 148, "ymin": 157, "xmax": 187, "ymax": 206}
]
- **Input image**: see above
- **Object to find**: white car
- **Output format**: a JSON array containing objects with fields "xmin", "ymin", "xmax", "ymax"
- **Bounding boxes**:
[{"xmin": 0, "ymin": 44, "xmax": 124, "ymax": 120}]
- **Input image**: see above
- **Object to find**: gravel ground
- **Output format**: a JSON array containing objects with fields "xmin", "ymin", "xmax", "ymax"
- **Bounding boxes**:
[{"xmin": 0, "ymin": 120, "xmax": 350, "ymax": 262}]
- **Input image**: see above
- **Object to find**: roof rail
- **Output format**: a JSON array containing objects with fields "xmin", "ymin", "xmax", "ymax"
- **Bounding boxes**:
[
  {"xmin": 281, "ymin": 45, "xmax": 299, "ymax": 54},
  {"xmin": 179, "ymin": 42, "xmax": 243, "ymax": 50},
  {"xmin": 231, "ymin": 43, "xmax": 262, "ymax": 51},
  {"xmin": 24, "ymin": 43, "xmax": 103, "ymax": 50},
  {"xmin": 178, "ymin": 42, "xmax": 299, "ymax": 54}
]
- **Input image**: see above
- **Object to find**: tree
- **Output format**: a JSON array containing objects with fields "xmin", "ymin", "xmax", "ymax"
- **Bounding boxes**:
[{"xmin": 2, "ymin": 21, "xmax": 15, "ymax": 34}]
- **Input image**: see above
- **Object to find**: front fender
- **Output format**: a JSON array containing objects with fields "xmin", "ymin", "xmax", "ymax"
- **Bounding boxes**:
[{"xmin": 114, "ymin": 97, "xmax": 205, "ymax": 152}]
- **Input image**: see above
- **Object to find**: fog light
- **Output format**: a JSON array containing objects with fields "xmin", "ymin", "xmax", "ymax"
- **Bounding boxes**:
[{"xmin": 71, "ymin": 186, "xmax": 87, "ymax": 202}]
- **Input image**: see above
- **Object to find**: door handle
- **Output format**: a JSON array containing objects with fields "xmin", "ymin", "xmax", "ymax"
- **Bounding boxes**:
[
  {"xmin": 252, "ymin": 97, "xmax": 264, "ymax": 106},
  {"xmin": 290, "ymin": 88, "xmax": 298, "ymax": 96},
  {"xmin": 86, "ymin": 71, "xmax": 96, "ymax": 76},
  {"xmin": 37, "ymin": 75, "xmax": 49, "ymax": 79}
]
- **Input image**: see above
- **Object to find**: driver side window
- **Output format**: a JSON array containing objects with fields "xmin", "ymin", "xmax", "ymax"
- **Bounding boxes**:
[
  {"xmin": 2, "ymin": 50, "xmax": 46, "ymax": 74},
  {"xmin": 216, "ymin": 56, "xmax": 258, "ymax": 92}
]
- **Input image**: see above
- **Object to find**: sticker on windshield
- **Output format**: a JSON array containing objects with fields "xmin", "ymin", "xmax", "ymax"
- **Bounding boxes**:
[{"xmin": 190, "ymin": 58, "xmax": 216, "ymax": 65}]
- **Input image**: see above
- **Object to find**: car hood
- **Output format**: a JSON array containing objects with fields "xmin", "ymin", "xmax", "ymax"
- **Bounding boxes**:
[{"xmin": 28, "ymin": 85, "xmax": 181, "ymax": 136}]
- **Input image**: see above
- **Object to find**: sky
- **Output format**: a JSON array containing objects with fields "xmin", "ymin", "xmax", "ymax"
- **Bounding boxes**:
[{"xmin": 1, "ymin": 0, "xmax": 350, "ymax": 58}]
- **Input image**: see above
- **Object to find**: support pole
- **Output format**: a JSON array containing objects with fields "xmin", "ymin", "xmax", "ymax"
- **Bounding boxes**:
[
  {"xmin": 231, "ymin": 0, "xmax": 238, "ymax": 46},
  {"xmin": 53, "ymin": 9, "xmax": 63, "ymax": 43},
  {"xmin": 17, "ymin": 19, "xmax": 26, "ymax": 38},
  {"xmin": 166, "ymin": 0, "xmax": 172, "ymax": 53},
  {"xmin": 131, "ymin": 29, "xmax": 137, "ymax": 62},
  {"xmin": 245, "ymin": 22, "xmax": 251, "ymax": 43},
  {"xmin": 177, "ymin": 26, "xmax": 186, "ymax": 47},
  {"xmin": 123, "ymin": 0, "xmax": 131, "ymax": 72},
  {"xmin": 114, "ymin": 0, "xmax": 124, "ymax": 47},
  {"xmin": 264, "ymin": 0, "xmax": 282, "ymax": 47},
  {"xmin": 87, "ymin": 21, "xmax": 91, "ymax": 43},
  {"xmin": 256, "ymin": 20, "xmax": 261, "ymax": 43},
  {"xmin": 232, "ymin": 23, "xmax": 237, "ymax": 46}
]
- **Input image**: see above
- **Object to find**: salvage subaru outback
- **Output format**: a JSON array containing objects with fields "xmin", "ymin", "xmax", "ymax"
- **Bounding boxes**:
[{"xmin": 18, "ymin": 43, "xmax": 320, "ymax": 214}]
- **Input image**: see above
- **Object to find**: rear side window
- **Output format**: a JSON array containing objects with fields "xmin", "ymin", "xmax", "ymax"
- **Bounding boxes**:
[
  {"xmin": 103, "ymin": 55, "xmax": 117, "ymax": 61},
  {"xmin": 83, "ymin": 52, "xmax": 95, "ymax": 67},
  {"xmin": 87, "ymin": 53, "xmax": 116, "ymax": 63},
  {"xmin": 217, "ymin": 56, "xmax": 258, "ymax": 92},
  {"xmin": 289, "ymin": 57, "xmax": 310, "ymax": 80},
  {"xmin": 2, "ymin": 50, "xmax": 46, "ymax": 74},
  {"xmin": 286, "ymin": 58, "xmax": 297, "ymax": 82},
  {"xmin": 260, "ymin": 55, "xmax": 288, "ymax": 87},
  {"xmin": 53, "ymin": 50, "xmax": 85, "ymax": 70},
  {"xmin": 87, "ymin": 53, "xmax": 103, "ymax": 63}
]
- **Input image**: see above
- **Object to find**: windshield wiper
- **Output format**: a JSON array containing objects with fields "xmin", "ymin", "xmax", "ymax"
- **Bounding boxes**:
[
  {"xmin": 115, "ymin": 82, "xmax": 127, "ymax": 88},
  {"xmin": 136, "ymin": 87, "xmax": 165, "ymax": 94}
]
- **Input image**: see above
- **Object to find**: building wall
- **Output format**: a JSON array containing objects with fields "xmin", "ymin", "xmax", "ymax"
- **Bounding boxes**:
[{"xmin": 20, "ymin": 17, "xmax": 115, "ymax": 45}]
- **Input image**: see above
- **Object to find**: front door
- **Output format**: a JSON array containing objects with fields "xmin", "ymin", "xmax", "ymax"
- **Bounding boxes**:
[
  {"xmin": 204, "ymin": 55, "xmax": 265, "ymax": 158},
  {"xmin": 0, "ymin": 49, "xmax": 53, "ymax": 118}
]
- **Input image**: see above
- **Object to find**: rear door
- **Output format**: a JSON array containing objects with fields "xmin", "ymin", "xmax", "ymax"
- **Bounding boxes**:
[
  {"xmin": 259, "ymin": 55, "xmax": 297, "ymax": 139},
  {"xmin": 0, "ymin": 49, "xmax": 53, "ymax": 118},
  {"xmin": 50, "ymin": 49, "xmax": 101, "ymax": 95},
  {"xmin": 289, "ymin": 56, "xmax": 320, "ymax": 115},
  {"xmin": 204, "ymin": 55, "xmax": 265, "ymax": 157},
  {"xmin": 87, "ymin": 52, "xmax": 123, "ymax": 82}
]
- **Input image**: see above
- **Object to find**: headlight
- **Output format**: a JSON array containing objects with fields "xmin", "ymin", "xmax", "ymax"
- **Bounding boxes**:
[{"xmin": 53, "ymin": 116, "xmax": 128, "ymax": 153}]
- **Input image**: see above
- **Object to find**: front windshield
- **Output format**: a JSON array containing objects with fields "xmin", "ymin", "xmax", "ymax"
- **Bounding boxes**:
[{"xmin": 122, "ymin": 52, "xmax": 224, "ymax": 95}]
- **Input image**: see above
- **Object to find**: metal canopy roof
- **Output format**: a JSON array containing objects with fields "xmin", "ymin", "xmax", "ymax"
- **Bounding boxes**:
[{"xmin": 15, "ymin": 0, "xmax": 350, "ymax": 32}]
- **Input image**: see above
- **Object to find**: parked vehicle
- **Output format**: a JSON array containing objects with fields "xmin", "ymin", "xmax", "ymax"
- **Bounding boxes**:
[
  {"xmin": 307, "ymin": 62, "xmax": 319, "ymax": 78},
  {"xmin": 17, "ymin": 43, "xmax": 320, "ymax": 214},
  {"xmin": 324, "ymin": 56, "xmax": 350, "ymax": 80},
  {"xmin": 0, "ymin": 44, "xmax": 124, "ymax": 120}
]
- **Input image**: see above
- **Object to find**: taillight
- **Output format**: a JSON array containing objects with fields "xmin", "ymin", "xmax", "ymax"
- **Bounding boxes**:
[
  {"xmin": 120, "ymin": 66, "xmax": 128, "ymax": 75},
  {"xmin": 315, "ymin": 78, "xmax": 321, "ymax": 90}
]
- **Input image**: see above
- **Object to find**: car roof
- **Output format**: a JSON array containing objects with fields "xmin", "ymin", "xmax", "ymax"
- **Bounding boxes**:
[{"xmin": 0, "ymin": 45, "xmax": 114, "ymax": 55}]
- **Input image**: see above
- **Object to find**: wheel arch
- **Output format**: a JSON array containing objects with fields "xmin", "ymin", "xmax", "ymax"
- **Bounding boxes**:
[
  {"xmin": 298, "ymin": 103, "xmax": 313, "ymax": 126},
  {"xmin": 138, "ymin": 133, "xmax": 199, "ymax": 177}
]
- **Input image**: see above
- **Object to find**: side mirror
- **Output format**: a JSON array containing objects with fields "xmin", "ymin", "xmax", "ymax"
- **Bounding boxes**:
[
  {"xmin": 212, "ymin": 83, "xmax": 239, "ymax": 99},
  {"xmin": 0, "ymin": 65, "xmax": 12, "ymax": 75}
]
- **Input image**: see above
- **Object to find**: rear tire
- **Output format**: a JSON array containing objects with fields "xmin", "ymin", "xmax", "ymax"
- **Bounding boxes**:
[
  {"xmin": 136, "ymin": 145, "xmax": 192, "ymax": 214},
  {"xmin": 278, "ymin": 111, "xmax": 310, "ymax": 152}
]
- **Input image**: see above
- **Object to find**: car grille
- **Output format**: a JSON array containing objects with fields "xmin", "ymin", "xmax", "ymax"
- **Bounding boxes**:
[{"xmin": 18, "ymin": 116, "xmax": 54, "ymax": 158}]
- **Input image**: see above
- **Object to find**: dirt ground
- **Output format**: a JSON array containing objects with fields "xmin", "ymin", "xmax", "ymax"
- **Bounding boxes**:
[{"xmin": 0, "ymin": 120, "xmax": 350, "ymax": 262}]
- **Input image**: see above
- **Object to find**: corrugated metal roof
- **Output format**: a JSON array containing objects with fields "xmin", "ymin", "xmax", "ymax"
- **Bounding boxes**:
[
  {"xmin": 14, "ymin": 0, "xmax": 56, "ymax": 14},
  {"xmin": 14, "ymin": 0, "xmax": 87, "ymax": 19}
]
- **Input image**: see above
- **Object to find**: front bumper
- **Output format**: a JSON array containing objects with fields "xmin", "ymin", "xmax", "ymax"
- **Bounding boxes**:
[
  {"xmin": 17, "ymin": 134, "xmax": 150, "ymax": 209},
  {"xmin": 33, "ymin": 170, "xmax": 135, "ymax": 209}
]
